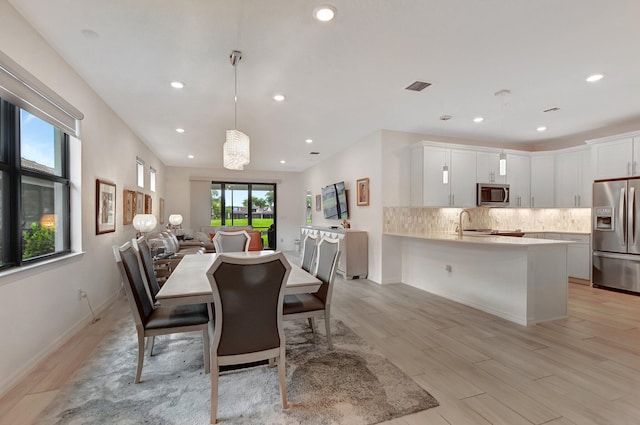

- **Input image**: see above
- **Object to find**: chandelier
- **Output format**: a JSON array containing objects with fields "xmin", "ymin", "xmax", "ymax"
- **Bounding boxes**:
[{"xmin": 223, "ymin": 50, "xmax": 250, "ymax": 170}]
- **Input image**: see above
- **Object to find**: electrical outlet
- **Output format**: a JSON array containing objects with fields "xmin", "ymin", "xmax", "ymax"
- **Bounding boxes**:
[{"xmin": 78, "ymin": 289, "xmax": 87, "ymax": 300}]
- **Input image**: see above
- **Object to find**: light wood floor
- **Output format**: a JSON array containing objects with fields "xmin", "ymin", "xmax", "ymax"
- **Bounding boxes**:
[{"xmin": 2, "ymin": 277, "xmax": 640, "ymax": 425}]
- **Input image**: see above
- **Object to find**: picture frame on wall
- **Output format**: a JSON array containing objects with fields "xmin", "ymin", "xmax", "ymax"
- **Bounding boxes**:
[
  {"xmin": 159, "ymin": 198, "xmax": 165, "ymax": 224},
  {"xmin": 316, "ymin": 194, "xmax": 321, "ymax": 211},
  {"xmin": 144, "ymin": 194, "xmax": 152, "ymax": 214},
  {"xmin": 123, "ymin": 189, "xmax": 136, "ymax": 225},
  {"xmin": 96, "ymin": 179, "xmax": 116, "ymax": 234},
  {"xmin": 357, "ymin": 177, "xmax": 370, "ymax": 206},
  {"xmin": 135, "ymin": 191, "xmax": 144, "ymax": 215}
]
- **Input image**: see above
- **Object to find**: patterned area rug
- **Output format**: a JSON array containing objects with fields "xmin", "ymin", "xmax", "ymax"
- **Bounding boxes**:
[{"xmin": 36, "ymin": 314, "xmax": 438, "ymax": 424}]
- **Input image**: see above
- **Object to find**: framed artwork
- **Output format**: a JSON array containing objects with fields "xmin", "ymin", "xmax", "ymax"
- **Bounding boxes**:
[
  {"xmin": 159, "ymin": 198, "xmax": 165, "ymax": 224},
  {"xmin": 357, "ymin": 177, "xmax": 370, "ymax": 206},
  {"xmin": 123, "ymin": 189, "xmax": 136, "ymax": 225},
  {"xmin": 315, "ymin": 194, "xmax": 321, "ymax": 211},
  {"xmin": 96, "ymin": 179, "xmax": 116, "ymax": 234},
  {"xmin": 144, "ymin": 194, "xmax": 152, "ymax": 214},
  {"xmin": 135, "ymin": 191, "xmax": 144, "ymax": 215}
]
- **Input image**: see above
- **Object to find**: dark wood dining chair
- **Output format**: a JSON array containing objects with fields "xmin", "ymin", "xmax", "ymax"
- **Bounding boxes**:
[
  {"xmin": 113, "ymin": 241, "xmax": 211, "ymax": 383},
  {"xmin": 207, "ymin": 252, "xmax": 291, "ymax": 424},
  {"xmin": 212, "ymin": 230, "xmax": 251, "ymax": 253},
  {"xmin": 300, "ymin": 233, "xmax": 318, "ymax": 273},
  {"xmin": 132, "ymin": 236, "xmax": 162, "ymax": 303},
  {"xmin": 283, "ymin": 237, "xmax": 340, "ymax": 349}
]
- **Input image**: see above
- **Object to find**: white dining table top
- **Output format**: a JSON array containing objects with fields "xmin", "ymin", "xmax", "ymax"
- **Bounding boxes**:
[{"xmin": 156, "ymin": 251, "xmax": 321, "ymax": 308}]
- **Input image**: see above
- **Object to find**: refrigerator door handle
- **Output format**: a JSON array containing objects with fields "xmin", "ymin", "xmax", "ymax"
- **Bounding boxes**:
[
  {"xmin": 630, "ymin": 186, "xmax": 636, "ymax": 246},
  {"xmin": 620, "ymin": 187, "xmax": 627, "ymax": 247}
]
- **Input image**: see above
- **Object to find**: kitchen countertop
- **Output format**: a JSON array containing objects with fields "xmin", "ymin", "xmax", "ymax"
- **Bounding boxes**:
[{"xmin": 384, "ymin": 231, "xmax": 574, "ymax": 246}]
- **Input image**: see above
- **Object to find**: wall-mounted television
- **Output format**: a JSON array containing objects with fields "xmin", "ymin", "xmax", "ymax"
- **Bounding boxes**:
[{"xmin": 321, "ymin": 181, "xmax": 348, "ymax": 219}]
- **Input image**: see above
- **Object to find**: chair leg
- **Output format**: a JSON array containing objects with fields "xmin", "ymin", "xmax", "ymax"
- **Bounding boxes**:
[
  {"xmin": 278, "ymin": 346, "xmax": 289, "ymax": 409},
  {"xmin": 210, "ymin": 359, "xmax": 219, "ymax": 424},
  {"xmin": 148, "ymin": 335, "xmax": 155, "ymax": 356},
  {"xmin": 324, "ymin": 309, "xmax": 333, "ymax": 350},
  {"xmin": 308, "ymin": 317, "xmax": 317, "ymax": 333},
  {"xmin": 135, "ymin": 333, "xmax": 145, "ymax": 384},
  {"xmin": 203, "ymin": 328, "xmax": 211, "ymax": 374}
]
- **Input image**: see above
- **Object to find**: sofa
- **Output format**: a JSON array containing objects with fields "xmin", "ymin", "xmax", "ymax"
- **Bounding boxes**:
[{"xmin": 193, "ymin": 226, "xmax": 263, "ymax": 252}]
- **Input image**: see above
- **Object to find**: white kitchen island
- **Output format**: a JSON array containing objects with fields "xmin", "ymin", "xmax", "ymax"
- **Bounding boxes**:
[{"xmin": 386, "ymin": 232, "xmax": 572, "ymax": 326}]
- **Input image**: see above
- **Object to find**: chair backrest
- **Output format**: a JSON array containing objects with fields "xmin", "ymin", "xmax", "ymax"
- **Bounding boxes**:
[
  {"xmin": 267, "ymin": 224, "xmax": 276, "ymax": 249},
  {"xmin": 132, "ymin": 236, "xmax": 161, "ymax": 302},
  {"xmin": 207, "ymin": 252, "xmax": 291, "ymax": 357},
  {"xmin": 113, "ymin": 242, "xmax": 155, "ymax": 328},
  {"xmin": 300, "ymin": 233, "xmax": 318, "ymax": 273},
  {"xmin": 313, "ymin": 237, "xmax": 341, "ymax": 306},
  {"xmin": 161, "ymin": 231, "xmax": 180, "ymax": 253},
  {"xmin": 213, "ymin": 230, "xmax": 251, "ymax": 253}
]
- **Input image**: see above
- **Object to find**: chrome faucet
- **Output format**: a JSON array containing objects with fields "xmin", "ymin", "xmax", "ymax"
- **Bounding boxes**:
[{"xmin": 458, "ymin": 209, "xmax": 473, "ymax": 237}]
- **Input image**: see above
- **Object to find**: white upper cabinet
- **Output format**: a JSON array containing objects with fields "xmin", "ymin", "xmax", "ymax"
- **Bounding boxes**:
[
  {"xmin": 410, "ymin": 143, "xmax": 476, "ymax": 207},
  {"xmin": 555, "ymin": 147, "xmax": 591, "ymax": 207},
  {"xmin": 476, "ymin": 152, "xmax": 506, "ymax": 184},
  {"xmin": 506, "ymin": 154, "xmax": 530, "ymax": 207},
  {"xmin": 530, "ymin": 154, "xmax": 555, "ymax": 207},
  {"xmin": 590, "ymin": 136, "xmax": 640, "ymax": 180}
]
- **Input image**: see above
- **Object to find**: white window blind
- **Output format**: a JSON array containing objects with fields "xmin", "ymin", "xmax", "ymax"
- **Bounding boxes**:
[{"xmin": 0, "ymin": 49, "xmax": 83, "ymax": 137}]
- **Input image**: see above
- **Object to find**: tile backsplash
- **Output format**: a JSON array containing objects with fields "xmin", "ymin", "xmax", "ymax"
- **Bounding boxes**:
[{"xmin": 383, "ymin": 207, "xmax": 591, "ymax": 235}]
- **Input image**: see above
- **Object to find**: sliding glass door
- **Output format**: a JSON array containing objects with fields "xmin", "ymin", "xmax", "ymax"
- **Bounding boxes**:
[{"xmin": 210, "ymin": 182, "xmax": 276, "ymax": 249}]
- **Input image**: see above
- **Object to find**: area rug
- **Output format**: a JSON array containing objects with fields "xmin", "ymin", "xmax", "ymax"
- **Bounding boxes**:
[{"xmin": 35, "ymin": 314, "xmax": 438, "ymax": 425}]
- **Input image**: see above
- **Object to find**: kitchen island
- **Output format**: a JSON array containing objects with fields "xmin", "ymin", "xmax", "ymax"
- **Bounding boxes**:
[{"xmin": 385, "ymin": 232, "xmax": 573, "ymax": 326}]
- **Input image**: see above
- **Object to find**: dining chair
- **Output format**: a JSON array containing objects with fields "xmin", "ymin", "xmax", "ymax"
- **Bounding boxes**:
[
  {"xmin": 284, "ymin": 236, "xmax": 341, "ymax": 349},
  {"xmin": 113, "ymin": 241, "xmax": 211, "ymax": 383},
  {"xmin": 207, "ymin": 252, "xmax": 292, "ymax": 424},
  {"xmin": 132, "ymin": 236, "xmax": 170, "ymax": 303},
  {"xmin": 212, "ymin": 230, "xmax": 251, "ymax": 253},
  {"xmin": 300, "ymin": 233, "xmax": 318, "ymax": 273}
]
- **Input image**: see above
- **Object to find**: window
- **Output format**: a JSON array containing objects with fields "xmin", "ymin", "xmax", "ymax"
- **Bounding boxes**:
[
  {"xmin": 149, "ymin": 167, "xmax": 156, "ymax": 192},
  {"xmin": 211, "ymin": 182, "xmax": 276, "ymax": 249},
  {"xmin": 0, "ymin": 100, "xmax": 70, "ymax": 268},
  {"xmin": 136, "ymin": 158, "xmax": 144, "ymax": 188}
]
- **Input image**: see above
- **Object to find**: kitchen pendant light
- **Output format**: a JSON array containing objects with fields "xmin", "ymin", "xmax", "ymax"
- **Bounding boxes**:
[
  {"xmin": 442, "ymin": 164, "xmax": 449, "ymax": 184},
  {"xmin": 223, "ymin": 50, "xmax": 250, "ymax": 170},
  {"xmin": 495, "ymin": 89, "xmax": 510, "ymax": 176}
]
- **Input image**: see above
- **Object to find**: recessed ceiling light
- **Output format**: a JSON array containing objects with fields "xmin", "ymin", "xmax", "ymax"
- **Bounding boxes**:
[
  {"xmin": 313, "ymin": 5, "xmax": 336, "ymax": 22},
  {"xmin": 537, "ymin": 126, "xmax": 547, "ymax": 132},
  {"xmin": 305, "ymin": 139, "xmax": 313, "ymax": 144},
  {"xmin": 586, "ymin": 74, "xmax": 603, "ymax": 82},
  {"xmin": 440, "ymin": 115, "xmax": 452, "ymax": 121},
  {"xmin": 187, "ymin": 154, "xmax": 194, "ymax": 159},
  {"xmin": 273, "ymin": 94, "xmax": 285, "ymax": 102},
  {"xmin": 473, "ymin": 117, "xmax": 484, "ymax": 123},
  {"xmin": 171, "ymin": 81, "xmax": 184, "ymax": 89},
  {"xmin": 176, "ymin": 128, "xmax": 185, "ymax": 133},
  {"xmin": 280, "ymin": 160, "xmax": 286, "ymax": 164}
]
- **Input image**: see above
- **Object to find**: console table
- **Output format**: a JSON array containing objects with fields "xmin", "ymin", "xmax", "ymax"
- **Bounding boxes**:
[{"xmin": 300, "ymin": 226, "xmax": 368, "ymax": 279}]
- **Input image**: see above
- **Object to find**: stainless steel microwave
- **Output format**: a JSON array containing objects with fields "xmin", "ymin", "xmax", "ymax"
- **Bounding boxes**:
[{"xmin": 477, "ymin": 183, "xmax": 510, "ymax": 207}]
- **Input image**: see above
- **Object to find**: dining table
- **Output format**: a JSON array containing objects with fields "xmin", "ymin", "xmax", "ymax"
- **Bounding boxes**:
[{"xmin": 156, "ymin": 251, "xmax": 322, "ymax": 308}]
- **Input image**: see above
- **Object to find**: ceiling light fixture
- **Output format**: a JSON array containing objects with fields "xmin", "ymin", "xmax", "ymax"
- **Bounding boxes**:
[
  {"xmin": 176, "ymin": 128, "xmax": 185, "ymax": 133},
  {"xmin": 442, "ymin": 164, "xmax": 449, "ymax": 185},
  {"xmin": 537, "ymin": 126, "xmax": 547, "ymax": 132},
  {"xmin": 280, "ymin": 160, "xmax": 286, "ymax": 164},
  {"xmin": 188, "ymin": 154, "xmax": 194, "ymax": 159},
  {"xmin": 170, "ymin": 81, "xmax": 184, "ymax": 89},
  {"xmin": 586, "ymin": 74, "xmax": 603, "ymax": 82},
  {"xmin": 223, "ymin": 50, "xmax": 250, "ymax": 170},
  {"xmin": 273, "ymin": 94, "xmax": 285, "ymax": 101},
  {"xmin": 495, "ymin": 89, "xmax": 511, "ymax": 176},
  {"xmin": 305, "ymin": 139, "xmax": 313, "ymax": 144},
  {"xmin": 473, "ymin": 117, "xmax": 484, "ymax": 123},
  {"xmin": 313, "ymin": 5, "xmax": 336, "ymax": 22}
]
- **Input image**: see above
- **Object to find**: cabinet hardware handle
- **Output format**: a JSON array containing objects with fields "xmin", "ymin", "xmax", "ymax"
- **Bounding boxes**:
[
  {"xmin": 452, "ymin": 194, "xmax": 455, "ymax": 205},
  {"xmin": 634, "ymin": 161, "xmax": 637, "ymax": 175},
  {"xmin": 578, "ymin": 195, "xmax": 581, "ymax": 206},
  {"xmin": 531, "ymin": 196, "xmax": 535, "ymax": 207},
  {"xmin": 574, "ymin": 195, "xmax": 577, "ymax": 206},
  {"xmin": 629, "ymin": 162, "xmax": 632, "ymax": 176}
]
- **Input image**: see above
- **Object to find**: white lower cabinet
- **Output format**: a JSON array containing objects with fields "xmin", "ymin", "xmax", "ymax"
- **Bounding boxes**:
[
  {"xmin": 300, "ymin": 227, "xmax": 368, "ymax": 279},
  {"xmin": 538, "ymin": 233, "xmax": 591, "ymax": 280}
]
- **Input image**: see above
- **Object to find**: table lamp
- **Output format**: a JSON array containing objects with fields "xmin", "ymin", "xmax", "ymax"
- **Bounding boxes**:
[
  {"xmin": 132, "ymin": 213, "xmax": 157, "ymax": 237},
  {"xmin": 168, "ymin": 214, "xmax": 183, "ymax": 236}
]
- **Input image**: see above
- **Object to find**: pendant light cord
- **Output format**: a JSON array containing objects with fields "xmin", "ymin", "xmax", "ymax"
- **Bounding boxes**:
[{"xmin": 234, "ymin": 60, "xmax": 238, "ymax": 129}]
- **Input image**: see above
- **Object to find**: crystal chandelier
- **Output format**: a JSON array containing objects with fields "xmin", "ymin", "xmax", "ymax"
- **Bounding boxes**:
[{"xmin": 223, "ymin": 50, "xmax": 250, "ymax": 170}]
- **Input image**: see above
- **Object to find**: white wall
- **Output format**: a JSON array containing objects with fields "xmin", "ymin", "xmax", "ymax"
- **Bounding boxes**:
[
  {"xmin": 0, "ymin": 1, "xmax": 165, "ymax": 395},
  {"xmin": 164, "ymin": 166, "xmax": 305, "ymax": 251}
]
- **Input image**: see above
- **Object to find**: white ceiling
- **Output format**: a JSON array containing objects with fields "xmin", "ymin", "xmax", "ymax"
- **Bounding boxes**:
[{"xmin": 9, "ymin": 0, "xmax": 640, "ymax": 171}]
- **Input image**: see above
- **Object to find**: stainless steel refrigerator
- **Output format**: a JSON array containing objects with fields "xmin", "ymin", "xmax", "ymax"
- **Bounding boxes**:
[{"xmin": 592, "ymin": 178, "xmax": 640, "ymax": 293}]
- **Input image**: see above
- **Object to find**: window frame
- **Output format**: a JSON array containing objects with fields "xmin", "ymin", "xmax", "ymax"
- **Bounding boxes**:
[
  {"xmin": 149, "ymin": 167, "xmax": 156, "ymax": 192},
  {"xmin": 136, "ymin": 158, "xmax": 144, "ymax": 188},
  {"xmin": 0, "ymin": 99, "xmax": 71, "ymax": 269}
]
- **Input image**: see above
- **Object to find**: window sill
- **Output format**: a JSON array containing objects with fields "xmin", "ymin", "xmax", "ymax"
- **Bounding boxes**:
[{"xmin": 0, "ymin": 251, "xmax": 86, "ymax": 287}]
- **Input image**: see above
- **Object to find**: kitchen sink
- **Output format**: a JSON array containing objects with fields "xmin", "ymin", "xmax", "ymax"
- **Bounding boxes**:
[{"xmin": 462, "ymin": 229, "xmax": 525, "ymax": 237}]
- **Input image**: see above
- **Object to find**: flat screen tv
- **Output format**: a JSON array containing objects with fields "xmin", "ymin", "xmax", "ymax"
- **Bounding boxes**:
[{"xmin": 321, "ymin": 181, "xmax": 348, "ymax": 219}]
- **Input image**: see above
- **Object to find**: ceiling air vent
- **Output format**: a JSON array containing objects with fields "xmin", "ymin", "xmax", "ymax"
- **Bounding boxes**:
[
  {"xmin": 405, "ymin": 81, "xmax": 431, "ymax": 92},
  {"xmin": 543, "ymin": 107, "xmax": 560, "ymax": 112},
  {"xmin": 439, "ymin": 115, "xmax": 452, "ymax": 121},
  {"xmin": 309, "ymin": 152, "xmax": 320, "ymax": 155}
]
